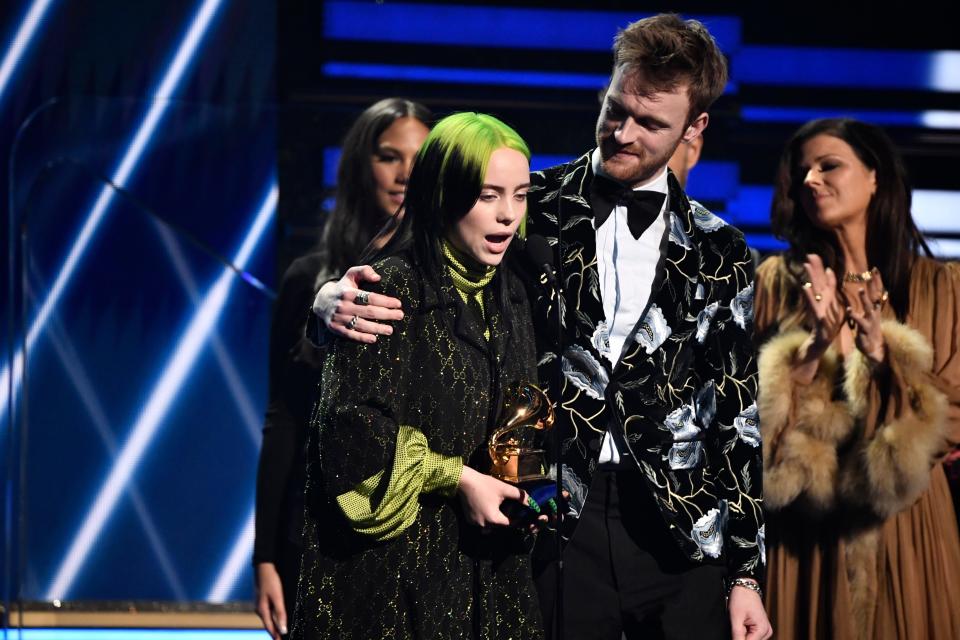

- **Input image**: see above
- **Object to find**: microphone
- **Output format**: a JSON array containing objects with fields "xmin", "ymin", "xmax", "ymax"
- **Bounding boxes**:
[{"xmin": 525, "ymin": 234, "xmax": 557, "ymax": 287}]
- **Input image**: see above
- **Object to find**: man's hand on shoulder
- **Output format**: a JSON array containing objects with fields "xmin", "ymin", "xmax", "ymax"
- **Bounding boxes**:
[{"xmin": 313, "ymin": 265, "xmax": 404, "ymax": 344}]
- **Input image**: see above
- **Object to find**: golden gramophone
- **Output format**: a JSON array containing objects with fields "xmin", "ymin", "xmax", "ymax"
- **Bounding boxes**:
[{"xmin": 488, "ymin": 382, "xmax": 555, "ymax": 483}]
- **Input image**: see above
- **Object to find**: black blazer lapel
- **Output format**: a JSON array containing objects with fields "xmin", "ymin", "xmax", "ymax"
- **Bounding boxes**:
[
  {"xmin": 553, "ymin": 153, "xmax": 608, "ymax": 352},
  {"xmin": 610, "ymin": 214, "xmax": 671, "ymax": 375}
]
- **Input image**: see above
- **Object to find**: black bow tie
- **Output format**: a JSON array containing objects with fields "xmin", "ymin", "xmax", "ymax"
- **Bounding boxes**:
[{"xmin": 589, "ymin": 174, "xmax": 666, "ymax": 239}]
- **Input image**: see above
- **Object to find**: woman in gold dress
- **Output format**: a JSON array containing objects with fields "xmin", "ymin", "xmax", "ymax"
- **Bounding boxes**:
[{"xmin": 755, "ymin": 117, "xmax": 960, "ymax": 639}]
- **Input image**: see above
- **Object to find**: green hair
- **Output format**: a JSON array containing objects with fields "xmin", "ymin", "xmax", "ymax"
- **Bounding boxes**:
[
  {"xmin": 420, "ymin": 111, "xmax": 530, "ymax": 200},
  {"xmin": 373, "ymin": 112, "xmax": 531, "ymax": 269}
]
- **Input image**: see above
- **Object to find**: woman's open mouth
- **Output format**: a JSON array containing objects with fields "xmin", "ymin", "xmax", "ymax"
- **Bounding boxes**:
[{"xmin": 485, "ymin": 233, "xmax": 512, "ymax": 253}]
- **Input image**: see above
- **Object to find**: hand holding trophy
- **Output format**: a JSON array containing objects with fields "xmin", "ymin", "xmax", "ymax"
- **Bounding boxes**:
[{"xmin": 488, "ymin": 382, "xmax": 560, "ymax": 525}]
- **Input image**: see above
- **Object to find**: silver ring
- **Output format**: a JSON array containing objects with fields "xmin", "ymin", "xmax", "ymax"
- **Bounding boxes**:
[
  {"xmin": 346, "ymin": 315, "xmax": 359, "ymax": 330},
  {"xmin": 354, "ymin": 291, "xmax": 370, "ymax": 306}
]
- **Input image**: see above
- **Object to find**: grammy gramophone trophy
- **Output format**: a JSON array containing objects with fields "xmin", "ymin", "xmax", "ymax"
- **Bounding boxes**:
[{"xmin": 488, "ymin": 382, "xmax": 558, "ymax": 517}]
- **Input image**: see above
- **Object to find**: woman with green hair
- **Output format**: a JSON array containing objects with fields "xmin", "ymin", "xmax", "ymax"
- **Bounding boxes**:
[{"xmin": 292, "ymin": 112, "xmax": 544, "ymax": 639}]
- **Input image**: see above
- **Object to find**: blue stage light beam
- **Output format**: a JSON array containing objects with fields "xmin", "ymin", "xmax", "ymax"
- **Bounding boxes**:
[
  {"xmin": 45, "ymin": 181, "xmax": 276, "ymax": 600},
  {"xmin": 323, "ymin": 2, "xmax": 741, "ymax": 54},
  {"xmin": 0, "ymin": 0, "xmax": 57, "ymax": 108},
  {"xmin": 744, "ymin": 233, "xmax": 787, "ymax": 253},
  {"xmin": 0, "ymin": 0, "xmax": 60, "ymax": 432},
  {"xmin": 206, "ymin": 507, "xmax": 255, "ymax": 603},
  {"xmin": 742, "ymin": 106, "xmax": 960, "ymax": 129},
  {"xmin": 34, "ymin": 284, "xmax": 188, "ymax": 600},
  {"xmin": 725, "ymin": 185, "xmax": 775, "ymax": 228},
  {"xmin": 726, "ymin": 184, "xmax": 960, "ymax": 241},
  {"xmin": 930, "ymin": 51, "xmax": 960, "ymax": 92},
  {"xmin": 322, "ymin": 61, "xmax": 610, "ymax": 90},
  {"xmin": 322, "ymin": 61, "xmax": 739, "ymax": 94},
  {"xmin": 530, "ymin": 155, "xmax": 576, "ymax": 172},
  {"xmin": 0, "ymin": 0, "xmax": 225, "ymax": 428},
  {"xmin": 912, "ymin": 191, "xmax": 960, "ymax": 234},
  {"xmin": 921, "ymin": 110, "xmax": 960, "ymax": 129},
  {"xmin": 0, "ymin": 353, "xmax": 24, "ymax": 428},
  {"xmin": 735, "ymin": 47, "xmax": 960, "ymax": 92},
  {"xmin": 153, "ymin": 222, "xmax": 263, "ymax": 445},
  {"xmin": 742, "ymin": 106, "xmax": 922, "ymax": 127},
  {"xmin": 925, "ymin": 239, "xmax": 960, "ymax": 258}
]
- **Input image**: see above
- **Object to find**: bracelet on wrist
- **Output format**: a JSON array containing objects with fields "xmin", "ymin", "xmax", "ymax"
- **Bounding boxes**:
[{"xmin": 728, "ymin": 577, "xmax": 763, "ymax": 599}]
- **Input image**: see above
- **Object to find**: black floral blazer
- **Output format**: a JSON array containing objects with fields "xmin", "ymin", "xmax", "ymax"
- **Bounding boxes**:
[{"xmin": 527, "ymin": 151, "xmax": 765, "ymax": 582}]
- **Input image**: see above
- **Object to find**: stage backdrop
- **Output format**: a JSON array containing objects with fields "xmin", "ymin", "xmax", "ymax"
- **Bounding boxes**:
[{"xmin": 2, "ymin": 0, "xmax": 958, "ymax": 613}]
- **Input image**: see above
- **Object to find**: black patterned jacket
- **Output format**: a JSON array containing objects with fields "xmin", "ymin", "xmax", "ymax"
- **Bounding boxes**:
[
  {"xmin": 527, "ymin": 151, "xmax": 765, "ymax": 582},
  {"xmin": 294, "ymin": 251, "xmax": 543, "ymax": 639}
]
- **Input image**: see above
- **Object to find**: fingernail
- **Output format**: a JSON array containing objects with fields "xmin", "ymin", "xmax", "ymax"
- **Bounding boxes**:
[
  {"xmin": 280, "ymin": 626, "xmax": 288, "ymax": 635},
  {"xmin": 385, "ymin": 327, "xmax": 393, "ymax": 335}
]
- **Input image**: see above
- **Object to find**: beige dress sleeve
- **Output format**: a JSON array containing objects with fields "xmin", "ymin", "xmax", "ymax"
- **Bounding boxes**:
[{"xmin": 907, "ymin": 258, "xmax": 960, "ymax": 448}]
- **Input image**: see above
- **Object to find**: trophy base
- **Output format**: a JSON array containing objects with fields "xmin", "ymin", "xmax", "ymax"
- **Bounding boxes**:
[
  {"xmin": 497, "ymin": 477, "xmax": 561, "ymax": 526},
  {"xmin": 517, "ymin": 478, "xmax": 559, "ymax": 510}
]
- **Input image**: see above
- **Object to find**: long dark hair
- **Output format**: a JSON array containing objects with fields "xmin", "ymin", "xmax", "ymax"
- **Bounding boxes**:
[
  {"xmin": 771, "ymin": 118, "xmax": 931, "ymax": 320},
  {"xmin": 322, "ymin": 98, "xmax": 433, "ymax": 275}
]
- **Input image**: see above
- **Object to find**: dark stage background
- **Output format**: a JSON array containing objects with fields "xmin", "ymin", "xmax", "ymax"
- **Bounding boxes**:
[{"xmin": 1, "ymin": 0, "xmax": 957, "ymax": 621}]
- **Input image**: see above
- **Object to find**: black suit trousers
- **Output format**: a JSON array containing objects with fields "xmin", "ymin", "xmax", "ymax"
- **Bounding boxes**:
[{"xmin": 534, "ymin": 469, "xmax": 730, "ymax": 640}]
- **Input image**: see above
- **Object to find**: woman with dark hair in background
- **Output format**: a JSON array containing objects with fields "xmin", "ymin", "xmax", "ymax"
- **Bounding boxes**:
[
  {"xmin": 292, "ymin": 112, "xmax": 543, "ymax": 639},
  {"xmin": 754, "ymin": 118, "xmax": 960, "ymax": 639},
  {"xmin": 253, "ymin": 97, "xmax": 431, "ymax": 640}
]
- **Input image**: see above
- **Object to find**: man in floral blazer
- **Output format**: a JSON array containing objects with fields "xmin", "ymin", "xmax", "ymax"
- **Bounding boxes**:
[
  {"xmin": 525, "ymin": 14, "xmax": 770, "ymax": 640},
  {"xmin": 310, "ymin": 13, "xmax": 770, "ymax": 640}
]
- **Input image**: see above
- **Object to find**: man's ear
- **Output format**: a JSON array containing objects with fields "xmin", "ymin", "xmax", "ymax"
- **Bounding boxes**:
[{"xmin": 683, "ymin": 112, "xmax": 708, "ymax": 142}]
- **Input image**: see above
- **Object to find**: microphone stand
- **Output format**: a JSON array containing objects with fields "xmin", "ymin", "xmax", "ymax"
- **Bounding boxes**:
[
  {"xmin": 527, "ymin": 166, "xmax": 568, "ymax": 639},
  {"xmin": 553, "ymin": 164, "xmax": 566, "ymax": 640}
]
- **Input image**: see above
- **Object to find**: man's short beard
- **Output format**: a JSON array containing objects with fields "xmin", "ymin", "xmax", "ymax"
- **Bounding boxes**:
[{"xmin": 599, "ymin": 139, "xmax": 682, "ymax": 187}]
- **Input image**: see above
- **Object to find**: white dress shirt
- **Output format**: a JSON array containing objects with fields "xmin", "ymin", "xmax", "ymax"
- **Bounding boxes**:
[{"xmin": 591, "ymin": 150, "xmax": 669, "ymax": 464}]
